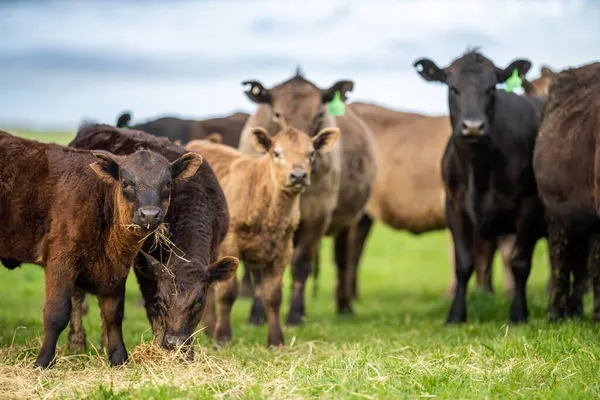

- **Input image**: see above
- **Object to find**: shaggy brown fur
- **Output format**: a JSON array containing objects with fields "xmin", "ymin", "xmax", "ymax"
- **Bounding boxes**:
[
  {"xmin": 347, "ymin": 102, "xmax": 516, "ymax": 298},
  {"xmin": 68, "ymin": 125, "xmax": 237, "ymax": 351},
  {"xmin": 0, "ymin": 130, "xmax": 202, "ymax": 368},
  {"xmin": 116, "ymin": 111, "xmax": 249, "ymax": 147},
  {"xmin": 238, "ymin": 73, "xmax": 377, "ymax": 323},
  {"xmin": 534, "ymin": 62, "xmax": 600, "ymax": 321},
  {"xmin": 524, "ymin": 66, "xmax": 554, "ymax": 98},
  {"xmin": 186, "ymin": 126, "xmax": 339, "ymax": 346}
]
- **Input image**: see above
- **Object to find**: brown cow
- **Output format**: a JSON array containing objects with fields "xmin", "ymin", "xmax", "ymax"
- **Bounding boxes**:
[
  {"xmin": 534, "ymin": 62, "xmax": 600, "ymax": 321},
  {"xmin": 117, "ymin": 111, "xmax": 249, "ymax": 147},
  {"xmin": 0, "ymin": 130, "xmax": 202, "ymax": 368},
  {"xmin": 523, "ymin": 66, "xmax": 554, "ymax": 98},
  {"xmin": 345, "ymin": 102, "xmax": 516, "ymax": 298},
  {"xmin": 68, "ymin": 125, "xmax": 238, "ymax": 351},
  {"xmin": 238, "ymin": 72, "xmax": 378, "ymax": 323},
  {"xmin": 186, "ymin": 126, "xmax": 340, "ymax": 345}
]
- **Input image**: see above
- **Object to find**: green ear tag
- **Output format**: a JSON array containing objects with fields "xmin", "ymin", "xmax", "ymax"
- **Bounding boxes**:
[
  {"xmin": 505, "ymin": 69, "xmax": 522, "ymax": 93},
  {"xmin": 328, "ymin": 90, "xmax": 345, "ymax": 116}
]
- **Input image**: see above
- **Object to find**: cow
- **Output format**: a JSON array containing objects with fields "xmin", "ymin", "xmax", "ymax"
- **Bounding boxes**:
[
  {"xmin": 67, "ymin": 124, "xmax": 238, "ymax": 351},
  {"xmin": 414, "ymin": 50, "xmax": 545, "ymax": 323},
  {"xmin": 523, "ymin": 66, "xmax": 554, "ymax": 98},
  {"xmin": 186, "ymin": 126, "xmax": 340, "ymax": 346},
  {"xmin": 342, "ymin": 102, "xmax": 516, "ymax": 299},
  {"xmin": 116, "ymin": 111, "xmax": 249, "ymax": 147},
  {"xmin": 533, "ymin": 62, "xmax": 600, "ymax": 321},
  {"xmin": 0, "ymin": 130, "xmax": 203, "ymax": 368},
  {"xmin": 237, "ymin": 71, "xmax": 378, "ymax": 324}
]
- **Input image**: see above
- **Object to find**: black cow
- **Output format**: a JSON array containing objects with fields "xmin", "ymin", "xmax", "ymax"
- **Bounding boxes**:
[{"xmin": 414, "ymin": 51, "xmax": 545, "ymax": 323}]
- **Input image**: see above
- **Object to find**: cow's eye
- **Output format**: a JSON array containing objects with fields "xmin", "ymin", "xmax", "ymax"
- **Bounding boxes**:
[
  {"xmin": 161, "ymin": 182, "xmax": 172, "ymax": 199},
  {"xmin": 273, "ymin": 111, "xmax": 282, "ymax": 119},
  {"xmin": 486, "ymin": 86, "xmax": 496, "ymax": 96},
  {"xmin": 122, "ymin": 181, "xmax": 135, "ymax": 200},
  {"xmin": 273, "ymin": 150, "xmax": 281, "ymax": 158},
  {"xmin": 450, "ymin": 87, "xmax": 460, "ymax": 96}
]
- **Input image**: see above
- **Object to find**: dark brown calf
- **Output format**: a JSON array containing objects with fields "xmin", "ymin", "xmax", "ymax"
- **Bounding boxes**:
[
  {"xmin": 0, "ymin": 130, "xmax": 202, "ymax": 368},
  {"xmin": 69, "ymin": 125, "xmax": 237, "ymax": 350}
]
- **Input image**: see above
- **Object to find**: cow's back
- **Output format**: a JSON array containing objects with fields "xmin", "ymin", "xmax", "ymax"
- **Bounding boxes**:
[
  {"xmin": 193, "ymin": 112, "xmax": 249, "ymax": 147},
  {"xmin": 349, "ymin": 103, "xmax": 450, "ymax": 233},
  {"xmin": 534, "ymin": 63, "xmax": 600, "ymax": 227},
  {"xmin": 0, "ymin": 131, "xmax": 103, "ymax": 264}
]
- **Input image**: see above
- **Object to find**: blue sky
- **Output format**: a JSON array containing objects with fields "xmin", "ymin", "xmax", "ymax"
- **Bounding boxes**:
[{"xmin": 0, "ymin": 0, "xmax": 598, "ymax": 130}]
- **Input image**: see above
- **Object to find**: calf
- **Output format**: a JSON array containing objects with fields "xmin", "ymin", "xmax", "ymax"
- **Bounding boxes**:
[
  {"xmin": 68, "ymin": 125, "xmax": 237, "ymax": 350},
  {"xmin": 0, "ymin": 130, "xmax": 202, "ymax": 368},
  {"xmin": 534, "ymin": 62, "xmax": 600, "ymax": 321},
  {"xmin": 186, "ymin": 126, "xmax": 339, "ymax": 346},
  {"xmin": 414, "ymin": 51, "xmax": 545, "ymax": 323},
  {"xmin": 238, "ymin": 72, "xmax": 377, "ymax": 323},
  {"xmin": 117, "ymin": 111, "xmax": 249, "ymax": 147}
]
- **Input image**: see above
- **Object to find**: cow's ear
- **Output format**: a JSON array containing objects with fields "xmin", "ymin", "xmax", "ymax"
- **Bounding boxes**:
[
  {"xmin": 322, "ymin": 80, "xmax": 354, "ymax": 103},
  {"xmin": 243, "ymin": 80, "xmax": 272, "ymax": 104},
  {"xmin": 313, "ymin": 127, "xmax": 340, "ymax": 153},
  {"xmin": 90, "ymin": 152, "xmax": 120, "ymax": 183},
  {"xmin": 541, "ymin": 66, "xmax": 554, "ymax": 77},
  {"xmin": 206, "ymin": 256, "xmax": 239, "ymax": 283},
  {"xmin": 496, "ymin": 59, "xmax": 532, "ymax": 83},
  {"xmin": 171, "ymin": 152, "xmax": 203, "ymax": 181},
  {"xmin": 414, "ymin": 58, "xmax": 447, "ymax": 83},
  {"xmin": 251, "ymin": 127, "xmax": 272, "ymax": 153}
]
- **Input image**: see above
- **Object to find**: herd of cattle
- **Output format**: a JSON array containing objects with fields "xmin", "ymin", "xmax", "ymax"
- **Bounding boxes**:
[{"xmin": 0, "ymin": 50, "xmax": 598, "ymax": 369}]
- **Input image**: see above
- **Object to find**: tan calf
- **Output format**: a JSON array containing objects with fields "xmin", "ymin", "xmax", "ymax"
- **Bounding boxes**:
[{"xmin": 186, "ymin": 126, "xmax": 339, "ymax": 346}]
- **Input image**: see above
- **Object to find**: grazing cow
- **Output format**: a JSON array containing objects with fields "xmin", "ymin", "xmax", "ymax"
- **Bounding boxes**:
[
  {"xmin": 534, "ymin": 62, "xmax": 600, "ymax": 321},
  {"xmin": 238, "ymin": 72, "xmax": 378, "ymax": 324},
  {"xmin": 186, "ymin": 126, "xmax": 340, "ymax": 346},
  {"xmin": 523, "ymin": 66, "xmax": 554, "ymax": 98},
  {"xmin": 68, "ymin": 125, "xmax": 237, "ymax": 350},
  {"xmin": 116, "ymin": 111, "xmax": 249, "ymax": 147},
  {"xmin": 414, "ymin": 51, "xmax": 545, "ymax": 323},
  {"xmin": 343, "ymin": 102, "xmax": 516, "ymax": 298},
  {"xmin": 0, "ymin": 130, "xmax": 202, "ymax": 368}
]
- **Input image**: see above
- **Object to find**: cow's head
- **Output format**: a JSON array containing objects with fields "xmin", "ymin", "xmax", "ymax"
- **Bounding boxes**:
[
  {"xmin": 414, "ymin": 51, "xmax": 531, "ymax": 140},
  {"xmin": 523, "ymin": 66, "xmax": 554, "ymax": 98},
  {"xmin": 250, "ymin": 126, "xmax": 340, "ymax": 193},
  {"xmin": 90, "ymin": 150, "xmax": 203, "ymax": 234},
  {"xmin": 242, "ymin": 74, "xmax": 353, "ymax": 137},
  {"xmin": 140, "ymin": 252, "xmax": 239, "ymax": 350}
]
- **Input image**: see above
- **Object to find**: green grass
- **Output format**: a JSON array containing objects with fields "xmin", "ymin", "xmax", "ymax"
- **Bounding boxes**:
[{"xmin": 1, "ymin": 130, "xmax": 599, "ymax": 399}]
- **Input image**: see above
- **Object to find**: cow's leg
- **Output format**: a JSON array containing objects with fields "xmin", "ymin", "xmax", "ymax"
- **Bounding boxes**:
[
  {"xmin": 248, "ymin": 266, "xmax": 266, "ymax": 325},
  {"xmin": 334, "ymin": 226, "xmax": 355, "ymax": 315},
  {"xmin": 446, "ymin": 201, "xmax": 475, "ymax": 324},
  {"xmin": 239, "ymin": 265, "xmax": 254, "ymax": 298},
  {"xmin": 446, "ymin": 234, "xmax": 457, "ymax": 298},
  {"xmin": 473, "ymin": 236, "xmax": 497, "ymax": 294},
  {"xmin": 287, "ymin": 220, "xmax": 326, "ymax": 326},
  {"xmin": 349, "ymin": 213, "xmax": 374, "ymax": 300},
  {"xmin": 589, "ymin": 233, "xmax": 600, "ymax": 322},
  {"xmin": 35, "ymin": 267, "xmax": 74, "ymax": 368},
  {"xmin": 133, "ymin": 260, "xmax": 164, "ymax": 345},
  {"xmin": 260, "ymin": 263, "xmax": 285, "ymax": 346},
  {"xmin": 547, "ymin": 214, "xmax": 572, "ymax": 322},
  {"xmin": 509, "ymin": 199, "xmax": 543, "ymax": 323},
  {"xmin": 311, "ymin": 244, "xmax": 320, "ymax": 299},
  {"xmin": 202, "ymin": 285, "xmax": 217, "ymax": 338},
  {"xmin": 498, "ymin": 235, "xmax": 516, "ymax": 298},
  {"xmin": 568, "ymin": 241, "xmax": 588, "ymax": 319},
  {"xmin": 214, "ymin": 275, "xmax": 238, "ymax": 345},
  {"xmin": 98, "ymin": 285, "xmax": 128, "ymax": 366},
  {"xmin": 67, "ymin": 286, "xmax": 87, "ymax": 353}
]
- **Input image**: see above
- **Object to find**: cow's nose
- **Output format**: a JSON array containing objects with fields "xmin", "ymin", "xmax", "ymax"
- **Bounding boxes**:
[
  {"xmin": 289, "ymin": 170, "xmax": 308, "ymax": 185},
  {"xmin": 138, "ymin": 207, "xmax": 162, "ymax": 226},
  {"xmin": 164, "ymin": 334, "xmax": 187, "ymax": 350},
  {"xmin": 461, "ymin": 119, "xmax": 485, "ymax": 136}
]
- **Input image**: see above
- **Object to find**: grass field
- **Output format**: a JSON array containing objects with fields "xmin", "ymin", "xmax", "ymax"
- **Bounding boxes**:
[{"xmin": 1, "ymin": 130, "xmax": 599, "ymax": 399}]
